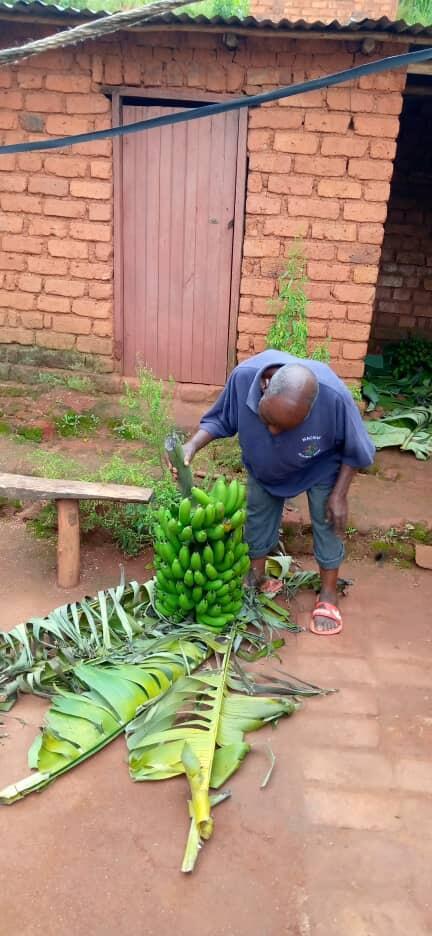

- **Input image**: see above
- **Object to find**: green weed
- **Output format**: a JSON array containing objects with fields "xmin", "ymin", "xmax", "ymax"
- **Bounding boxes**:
[
  {"xmin": 398, "ymin": 0, "xmax": 432, "ymax": 25},
  {"xmin": 56, "ymin": 410, "xmax": 99, "ymax": 437},
  {"xmin": 266, "ymin": 243, "xmax": 330, "ymax": 362},
  {"xmin": 113, "ymin": 368, "xmax": 175, "ymax": 467},
  {"xmin": 0, "ymin": 420, "xmax": 11, "ymax": 435},
  {"xmin": 16, "ymin": 426, "xmax": 43, "ymax": 443}
]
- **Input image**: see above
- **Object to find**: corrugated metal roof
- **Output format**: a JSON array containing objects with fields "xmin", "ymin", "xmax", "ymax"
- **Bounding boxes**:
[{"xmin": 1, "ymin": 0, "xmax": 432, "ymax": 38}]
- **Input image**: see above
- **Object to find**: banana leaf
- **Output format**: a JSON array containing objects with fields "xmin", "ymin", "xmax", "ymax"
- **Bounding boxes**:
[
  {"xmin": 366, "ymin": 406, "xmax": 432, "ymax": 460},
  {"xmin": 127, "ymin": 636, "xmax": 297, "ymax": 872},
  {"xmin": 0, "ymin": 639, "xmax": 207, "ymax": 805}
]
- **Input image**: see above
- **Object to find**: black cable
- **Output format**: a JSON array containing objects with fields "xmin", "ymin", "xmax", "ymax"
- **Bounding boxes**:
[{"xmin": 1, "ymin": 45, "xmax": 432, "ymax": 155}]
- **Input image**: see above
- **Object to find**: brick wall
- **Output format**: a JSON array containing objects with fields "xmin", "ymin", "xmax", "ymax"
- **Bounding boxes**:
[
  {"xmin": 251, "ymin": 0, "xmax": 398, "ymax": 25},
  {"xmin": 0, "ymin": 25, "xmax": 406, "ymax": 381},
  {"xmin": 371, "ymin": 95, "xmax": 432, "ymax": 345}
]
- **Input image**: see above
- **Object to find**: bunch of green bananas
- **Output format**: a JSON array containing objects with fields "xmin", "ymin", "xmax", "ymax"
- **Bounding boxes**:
[{"xmin": 154, "ymin": 478, "xmax": 250, "ymax": 632}]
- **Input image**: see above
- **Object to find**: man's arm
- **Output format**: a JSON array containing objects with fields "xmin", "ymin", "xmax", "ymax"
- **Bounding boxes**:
[{"xmin": 326, "ymin": 464, "xmax": 356, "ymax": 535}]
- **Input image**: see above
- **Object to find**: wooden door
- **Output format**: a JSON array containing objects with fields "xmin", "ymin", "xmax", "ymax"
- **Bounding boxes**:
[{"xmin": 120, "ymin": 102, "xmax": 243, "ymax": 384}]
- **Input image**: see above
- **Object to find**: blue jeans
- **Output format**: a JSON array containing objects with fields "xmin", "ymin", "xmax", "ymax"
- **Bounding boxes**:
[{"xmin": 244, "ymin": 474, "xmax": 345, "ymax": 570}]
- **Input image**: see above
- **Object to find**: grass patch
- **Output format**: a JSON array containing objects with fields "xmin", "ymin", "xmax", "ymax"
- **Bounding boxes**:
[
  {"xmin": 55, "ymin": 410, "xmax": 100, "ymax": 437},
  {"xmin": 16, "ymin": 426, "xmax": 43, "ymax": 443},
  {"xmin": 0, "ymin": 420, "xmax": 11, "ymax": 435}
]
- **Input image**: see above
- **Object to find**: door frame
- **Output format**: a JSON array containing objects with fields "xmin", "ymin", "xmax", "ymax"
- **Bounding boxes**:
[{"xmin": 112, "ymin": 87, "xmax": 248, "ymax": 379}]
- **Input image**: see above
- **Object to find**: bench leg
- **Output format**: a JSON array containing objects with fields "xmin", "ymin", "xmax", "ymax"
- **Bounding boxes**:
[{"xmin": 57, "ymin": 498, "xmax": 80, "ymax": 588}]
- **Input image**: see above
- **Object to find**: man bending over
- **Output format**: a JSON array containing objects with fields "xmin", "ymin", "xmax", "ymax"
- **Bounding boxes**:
[{"xmin": 172, "ymin": 350, "xmax": 374, "ymax": 636}]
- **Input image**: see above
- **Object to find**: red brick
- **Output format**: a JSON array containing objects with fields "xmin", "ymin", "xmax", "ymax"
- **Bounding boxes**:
[
  {"xmin": 36, "ymin": 331, "xmax": 75, "ymax": 351},
  {"xmin": 249, "ymin": 153, "xmax": 292, "ymax": 173},
  {"xmin": 308, "ymin": 300, "xmax": 346, "ymax": 320},
  {"xmin": 304, "ymin": 788, "xmax": 401, "ymax": 831},
  {"xmin": 294, "ymin": 155, "xmax": 346, "ymax": 176},
  {"xmin": 0, "ymin": 215, "xmax": 23, "ymax": 234},
  {"xmin": 123, "ymin": 60, "xmax": 141, "ymax": 86},
  {"xmin": 0, "ymin": 252, "xmax": 26, "ymax": 271},
  {"xmin": 358, "ymin": 223, "xmax": 385, "ymax": 245},
  {"xmin": 69, "ymin": 179, "xmax": 111, "ymax": 200},
  {"xmin": 274, "ymin": 131, "xmax": 318, "ymax": 154},
  {"xmin": 359, "ymin": 72, "xmax": 405, "ymax": 92},
  {"xmin": 70, "ymin": 221, "xmax": 112, "ymax": 242},
  {"xmin": 321, "ymin": 136, "xmax": 368, "ymax": 158},
  {"xmin": 247, "ymin": 172, "xmax": 262, "ymax": 194},
  {"xmin": 252, "ymin": 297, "xmax": 273, "ymax": 316},
  {"xmin": 342, "ymin": 341, "xmax": 369, "ymax": 359},
  {"xmin": 248, "ymin": 128, "xmax": 272, "ymax": 152},
  {"xmin": 371, "ymin": 139, "xmax": 397, "ymax": 160},
  {"xmin": 45, "ymin": 156, "xmax": 88, "ymax": 178},
  {"xmin": 25, "ymin": 91, "xmax": 63, "ymax": 112},
  {"xmin": 338, "ymin": 243, "xmax": 381, "ymax": 264},
  {"xmin": 88, "ymin": 282, "xmax": 113, "ymax": 300},
  {"xmin": 237, "ymin": 313, "xmax": 269, "ymax": 336},
  {"xmin": 76, "ymin": 335, "xmax": 112, "ymax": 355},
  {"xmin": 28, "ymin": 176, "xmax": 69, "ymax": 196},
  {"xmin": 246, "ymin": 193, "xmax": 281, "ymax": 215},
  {"xmin": 0, "ymin": 155, "xmax": 16, "ymax": 171},
  {"xmin": 0, "ymin": 326, "xmax": 33, "ymax": 344},
  {"xmin": 53, "ymin": 314, "xmax": 92, "ymax": 335},
  {"xmin": 46, "ymin": 115, "xmax": 91, "ymax": 136},
  {"xmin": 28, "ymin": 256, "xmax": 69, "ymax": 276},
  {"xmin": 71, "ymin": 141, "xmax": 112, "ymax": 159},
  {"xmin": 17, "ymin": 69, "xmax": 43, "ymax": 90},
  {"xmin": 335, "ymin": 360, "xmax": 365, "ymax": 378},
  {"xmin": 66, "ymin": 93, "xmax": 110, "ymax": 115},
  {"xmin": 45, "ymin": 278, "xmax": 86, "ymax": 298},
  {"xmin": 94, "ymin": 243, "xmax": 112, "ymax": 262},
  {"xmin": 353, "ymin": 265, "xmax": 379, "ymax": 285},
  {"xmin": 241, "ymin": 276, "xmax": 275, "ymax": 298},
  {"xmin": 2, "ymin": 235, "xmax": 42, "ymax": 254},
  {"xmin": 0, "ymin": 290, "xmax": 35, "ymax": 311},
  {"xmin": 349, "ymin": 159, "xmax": 394, "ymax": 181},
  {"xmin": 249, "ymin": 107, "xmax": 303, "ymax": 130},
  {"xmin": 90, "ymin": 160, "xmax": 112, "ymax": 180},
  {"xmin": 17, "ymin": 153, "xmax": 43, "ymax": 172},
  {"xmin": 29, "ymin": 217, "xmax": 68, "ymax": 237},
  {"xmin": 318, "ymin": 179, "xmax": 361, "ymax": 199},
  {"xmin": 353, "ymin": 114, "xmax": 400, "ymax": 138},
  {"xmin": 1, "ymin": 193, "xmax": 41, "ymax": 214},
  {"xmin": 305, "ymin": 111, "xmax": 350, "ymax": 134},
  {"xmin": 280, "ymin": 89, "xmax": 325, "ymax": 108},
  {"xmin": 19, "ymin": 273, "xmax": 42, "ymax": 293},
  {"xmin": 0, "ymin": 90, "xmax": 23, "ymax": 110},
  {"xmin": 20, "ymin": 311, "xmax": 44, "ymax": 329},
  {"xmin": 0, "ymin": 112, "xmax": 18, "ymax": 130},
  {"xmin": 302, "ymin": 242, "xmax": 336, "ymax": 261},
  {"xmin": 37, "ymin": 294, "xmax": 71, "ymax": 315},
  {"xmin": 264, "ymin": 217, "xmax": 309, "ymax": 237},
  {"xmin": 374, "ymin": 92, "xmax": 404, "ymax": 116},
  {"xmin": 243, "ymin": 237, "xmax": 281, "ymax": 258},
  {"xmin": 88, "ymin": 203, "xmax": 112, "ymax": 222},
  {"xmin": 93, "ymin": 319, "xmax": 112, "ymax": 337},
  {"xmin": 72, "ymin": 298, "xmax": 111, "ymax": 319},
  {"xmin": 363, "ymin": 180, "xmax": 391, "ymax": 201},
  {"xmin": 268, "ymin": 174, "xmax": 313, "ymax": 195},
  {"xmin": 288, "ymin": 196, "xmax": 339, "ymax": 219},
  {"xmin": 326, "ymin": 88, "xmax": 351, "ymax": 110},
  {"xmin": 312, "ymin": 220, "xmax": 357, "ymax": 241},
  {"xmin": 306, "ymin": 282, "xmax": 332, "ymax": 301},
  {"xmin": 70, "ymin": 261, "xmax": 111, "ymax": 280},
  {"xmin": 333, "ymin": 283, "xmax": 375, "ymax": 303},
  {"xmin": 344, "ymin": 201, "xmax": 387, "ymax": 223},
  {"xmin": 46, "ymin": 73, "xmax": 91, "ymax": 93},
  {"xmin": 307, "ymin": 320, "xmax": 328, "ymax": 338},
  {"xmin": 307, "ymin": 261, "xmax": 350, "ymax": 282},
  {"xmin": 329, "ymin": 320, "xmax": 371, "ymax": 340},
  {"xmin": 48, "ymin": 239, "xmax": 88, "ymax": 260},
  {"xmin": 44, "ymin": 198, "xmax": 86, "ymax": 219}
]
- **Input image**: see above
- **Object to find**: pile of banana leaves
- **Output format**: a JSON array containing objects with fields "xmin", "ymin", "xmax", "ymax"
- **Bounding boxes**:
[
  {"xmin": 362, "ymin": 351, "xmax": 432, "ymax": 460},
  {"xmin": 0, "ymin": 573, "xmax": 332, "ymax": 872}
]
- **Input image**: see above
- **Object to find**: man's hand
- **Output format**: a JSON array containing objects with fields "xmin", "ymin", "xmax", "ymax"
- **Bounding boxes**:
[
  {"xmin": 165, "ymin": 439, "xmax": 196, "ymax": 480},
  {"xmin": 326, "ymin": 490, "xmax": 348, "ymax": 536}
]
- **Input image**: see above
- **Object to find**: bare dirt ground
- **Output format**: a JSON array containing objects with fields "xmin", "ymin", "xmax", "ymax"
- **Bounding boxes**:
[{"xmin": 1, "ymin": 511, "xmax": 432, "ymax": 936}]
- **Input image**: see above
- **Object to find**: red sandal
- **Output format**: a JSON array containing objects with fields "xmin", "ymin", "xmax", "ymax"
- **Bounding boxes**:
[{"xmin": 310, "ymin": 600, "xmax": 343, "ymax": 636}]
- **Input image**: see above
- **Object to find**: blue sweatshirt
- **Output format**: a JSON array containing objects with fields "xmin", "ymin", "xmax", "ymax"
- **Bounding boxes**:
[{"xmin": 200, "ymin": 350, "xmax": 375, "ymax": 498}]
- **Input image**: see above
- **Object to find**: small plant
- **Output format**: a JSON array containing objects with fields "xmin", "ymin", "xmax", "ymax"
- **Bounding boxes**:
[
  {"xmin": 398, "ymin": 0, "xmax": 432, "ymax": 25},
  {"xmin": 0, "ymin": 420, "xmax": 11, "ymax": 435},
  {"xmin": 114, "ymin": 368, "xmax": 175, "ymax": 468},
  {"xmin": 66, "ymin": 375, "xmax": 93, "ymax": 392},
  {"xmin": 16, "ymin": 426, "xmax": 43, "ymax": 443},
  {"xmin": 266, "ymin": 243, "xmax": 330, "ymax": 362},
  {"xmin": 348, "ymin": 384, "xmax": 363, "ymax": 403},
  {"xmin": 56, "ymin": 410, "xmax": 99, "ymax": 437}
]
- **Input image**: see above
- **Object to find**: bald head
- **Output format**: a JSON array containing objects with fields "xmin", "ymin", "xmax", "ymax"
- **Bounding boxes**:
[{"xmin": 258, "ymin": 363, "xmax": 318, "ymax": 434}]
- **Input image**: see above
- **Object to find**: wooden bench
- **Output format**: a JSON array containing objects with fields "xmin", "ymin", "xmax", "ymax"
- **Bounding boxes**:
[{"xmin": 0, "ymin": 473, "xmax": 153, "ymax": 589}]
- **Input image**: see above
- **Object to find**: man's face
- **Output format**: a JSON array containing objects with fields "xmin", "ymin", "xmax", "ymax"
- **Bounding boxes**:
[{"xmin": 258, "ymin": 394, "xmax": 310, "ymax": 435}]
